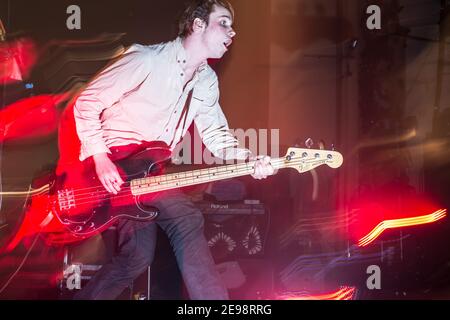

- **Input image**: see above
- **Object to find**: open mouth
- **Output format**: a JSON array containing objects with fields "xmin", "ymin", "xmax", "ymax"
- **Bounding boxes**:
[{"xmin": 223, "ymin": 39, "xmax": 232, "ymax": 50}]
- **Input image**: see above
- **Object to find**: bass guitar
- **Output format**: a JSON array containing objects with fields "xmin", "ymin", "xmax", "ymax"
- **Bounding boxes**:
[{"xmin": 3, "ymin": 141, "xmax": 343, "ymax": 251}]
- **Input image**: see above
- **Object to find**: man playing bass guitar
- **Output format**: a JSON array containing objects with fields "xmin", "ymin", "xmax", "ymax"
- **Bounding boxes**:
[{"xmin": 72, "ymin": 0, "xmax": 274, "ymax": 300}]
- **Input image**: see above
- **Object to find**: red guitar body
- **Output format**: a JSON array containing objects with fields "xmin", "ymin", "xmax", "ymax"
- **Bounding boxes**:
[{"xmin": 2, "ymin": 141, "xmax": 171, "ymax": 252}]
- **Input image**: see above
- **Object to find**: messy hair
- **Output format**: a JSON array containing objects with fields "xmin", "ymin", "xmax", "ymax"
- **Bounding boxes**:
[{"xmin": 178, "ymin": 0, "xmax": 234, "ymax": 38}]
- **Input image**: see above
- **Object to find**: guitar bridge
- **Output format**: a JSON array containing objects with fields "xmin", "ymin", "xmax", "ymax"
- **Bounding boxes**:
[{"xmin": 58, "ymin": 189, "xmax": 76, "ymax": 210}]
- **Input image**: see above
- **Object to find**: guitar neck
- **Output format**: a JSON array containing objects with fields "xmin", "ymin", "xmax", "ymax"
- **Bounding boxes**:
[
  {"xmin": 130, "ymin": 158, "xmax": 286, "ymax": 196},
  {"xmin": 130, "ymin": 148, "xmax": 343, "ymax": 196}
]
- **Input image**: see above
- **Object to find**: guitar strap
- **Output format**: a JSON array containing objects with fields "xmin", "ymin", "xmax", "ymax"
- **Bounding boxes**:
[
  {"xmin": 181, "ymin": 89, "xmax": 194, "ymax": 133},
  {"xmin": 169, "ymin": 88, "xmax": 194, "ymax": 149}
]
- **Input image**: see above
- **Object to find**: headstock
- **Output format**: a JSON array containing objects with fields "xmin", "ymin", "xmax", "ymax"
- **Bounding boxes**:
[{"xmin": 283, "ymin": 147, "xmax": 343, "ymax": 173}]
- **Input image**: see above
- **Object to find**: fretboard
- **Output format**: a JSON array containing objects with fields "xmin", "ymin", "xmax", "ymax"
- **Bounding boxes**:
[
  {"xmin": 130, "ymin": 158, "xmax": 286, "ymax": 196},
  {"xmin": 129, "ymin": 147, "xmax": 342, "ymax": 196}
]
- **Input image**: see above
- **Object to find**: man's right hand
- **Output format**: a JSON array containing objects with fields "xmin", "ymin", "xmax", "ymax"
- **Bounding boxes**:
[{"xmin": 93, "ymin": 153, "xmax": 124, "ymax": 194}]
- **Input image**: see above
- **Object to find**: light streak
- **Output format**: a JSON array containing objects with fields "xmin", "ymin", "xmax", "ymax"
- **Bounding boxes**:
[
  {"xmin": 358, "ymin": 209, "xmax": 447, "ymax": 247},
  {"xmin": 278, "ymin": 286, "xmax": 356, "ymax": 300}
]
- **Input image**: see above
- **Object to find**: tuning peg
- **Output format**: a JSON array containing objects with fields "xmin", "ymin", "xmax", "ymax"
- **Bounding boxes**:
[
  {"xmin": 286, "ymin": 150, "xmax": 296, "ymax": 161},
  {"xmin": 305, "ymin": 138, "xmax": 314, "ymax": 149}
]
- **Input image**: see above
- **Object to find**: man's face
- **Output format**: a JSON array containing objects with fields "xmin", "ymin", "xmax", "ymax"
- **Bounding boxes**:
[{"xmin": 201, "ymin": 5, "xmax": 236, "ymax": 59}]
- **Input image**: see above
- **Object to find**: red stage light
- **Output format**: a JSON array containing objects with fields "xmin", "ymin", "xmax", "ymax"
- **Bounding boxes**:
[{"xmin": 277, "ymin": 286, "xmax": 356, "ymax": 300}]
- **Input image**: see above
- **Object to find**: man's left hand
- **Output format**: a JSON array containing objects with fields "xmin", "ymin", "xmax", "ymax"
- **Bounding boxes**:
[{"xmin": 251, "ymin": 155, "xmax": 276, "ymax": 180}]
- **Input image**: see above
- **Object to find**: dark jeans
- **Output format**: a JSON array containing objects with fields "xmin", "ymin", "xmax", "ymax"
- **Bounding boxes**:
[{"xmin": 73, "ymin": 189, "xmax": 228, "ymax": 300}]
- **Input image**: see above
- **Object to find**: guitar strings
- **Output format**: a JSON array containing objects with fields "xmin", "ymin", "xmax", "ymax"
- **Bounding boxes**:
[
  {"xmin": 65, "ymin": 157, "xmax": 325, "ymax": 208},
  {"xmin": 68, "ymin": 160, "xmax": 270, "ymax": 205},
  {"xmin": 64, "ymin": 156, "xmax": 329, "ymax": 207},
  {"xmin": 65, "ymin": 155, "xmax": 321, "ymax": 197},
  {"xmin": 61, "ymin": 158, "xmax": 272, "ymax": 197},
  {"xmin": 69, "ymin": 157, "xmax": 289, "ymax": 199}
]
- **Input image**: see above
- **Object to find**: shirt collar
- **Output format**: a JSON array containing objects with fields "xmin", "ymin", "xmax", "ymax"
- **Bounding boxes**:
[{"xmin": 174, "ymin": 37, "xmax": 207, "ymax": 73}]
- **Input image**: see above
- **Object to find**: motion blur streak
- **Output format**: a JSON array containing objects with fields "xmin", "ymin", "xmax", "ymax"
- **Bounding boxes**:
[
  {"xmin": 358, "ymin": 209, "xmax": 447, "ymax": 247},
  {"xmin": 277, "ymin": 286, "xmax": 356, "ymax": 300}
]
